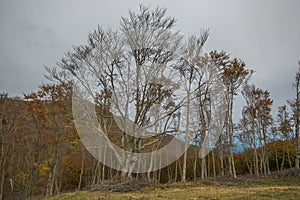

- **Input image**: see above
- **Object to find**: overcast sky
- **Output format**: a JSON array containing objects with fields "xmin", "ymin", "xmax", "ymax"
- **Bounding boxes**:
[{"xmin": 1, "ymin": 0, "xmax": 300, "ymax": 120}]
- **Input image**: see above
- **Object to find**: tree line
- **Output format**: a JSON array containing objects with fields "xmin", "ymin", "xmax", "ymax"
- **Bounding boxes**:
[{"xmin": 0, "ymin": 5, "xmax": 299, "ymax": 199}]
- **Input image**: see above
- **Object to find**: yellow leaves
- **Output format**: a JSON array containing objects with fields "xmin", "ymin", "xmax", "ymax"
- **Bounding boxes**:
[
  {"xmin": 70, "ymin": 139, "xmax": 82, "ymax": 148},
  {"xmin": 40, "ymin": 164, "xmax": 49, "ymax": 175}
]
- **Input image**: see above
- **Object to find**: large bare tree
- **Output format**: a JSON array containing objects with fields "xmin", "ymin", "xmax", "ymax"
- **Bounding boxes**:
[{"xmin": 46, "ymin": 5, "xmax": 213, "ymax": 180}]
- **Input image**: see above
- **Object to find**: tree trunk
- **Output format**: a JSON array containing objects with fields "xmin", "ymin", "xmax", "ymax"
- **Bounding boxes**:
[
  {"xmin": 212, "ymin": 150, "xmax": 216, "ymax": 178},
  {"xmin": 228, "ymin": 96, "xmax": 237, "ymax": 178},
  {"xmin": 78, "ymin": 148, "xmax": 84, "ymax": 191},
  {"xmin": 207, "ymin": 152, "xmax": 210, "ymax": 177},
  {"xmin": 274, "ymin": 145, "xmax": 280, "ymax": 172},
  {"xmin": 286, "ymin": 143, "xmax": 292, "ymax": 168},
  {"xmin": 252, "ymin": 118, "xmax": 259, "ymax": 177},
  {"xmin": 193, "ymin": 151, "xmax": 198, "ymax": 181},
  {"xmin": 182, "ymin": 147, "xmax": 187, "ymax": 182},
  {"xmin": 200, "ymin": 157, "xmax": 207, "ymax": 179},
  {"xmin": 253, "ymin": 144, "xmax": 259, "ymax": 177},
  {"xmin": 182, "ymin": 83, "xmax": 191, "ymax": 182},
  {"xmin": 280, "ymin": 146, "xmax": 285, "ymax": 171},
  {"xmin": 219, "ymin": 143, "xmax": 224, "ymax": 176},
  {"xmin": 174, "ymin": 160, "xmax": 178, "ymax": 182},
  {"xmin": 45, "ymin": 163, "xmax": 56, "ymax": 197},
  {"xmin": 246, "ymin": 155, "xmax": 252, "ymax": 175}
]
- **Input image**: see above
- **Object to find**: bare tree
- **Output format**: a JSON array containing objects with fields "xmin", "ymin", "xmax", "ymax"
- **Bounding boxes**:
[
  {"xmin": 46, "ymin": 5, "xmax": 210, "ymax": 180},
  {"xmin": 176, "ymin": 33, "xmax": 210, "ymax": 181},
  {"xmin": 210, "ymin": 51, "xmax": 252, "ymax": 178}
]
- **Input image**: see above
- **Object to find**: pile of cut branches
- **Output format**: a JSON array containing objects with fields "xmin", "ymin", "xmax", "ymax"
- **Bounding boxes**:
[
  {"xmin": 275, "ymin": 168, "xmax": 300, "ymax": 178},
  {"xmin": 89, "ymin": 180, "xmax": 153, "ymax": 192}
]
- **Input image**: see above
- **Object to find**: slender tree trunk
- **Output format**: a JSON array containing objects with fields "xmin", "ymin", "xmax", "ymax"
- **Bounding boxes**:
[
  {"xmin": 274, "ymin": 145, "xmax": 280, "ymax": 172},
  {"xmin": 262, "ymin": 125, "xmax": 269, "ymax": 175},
  {"xmin": 262, "ymin": 150, "xmax": 266, "ymax": 175},
  {"xmin": 182, "ymin": 83, "xmax": 191, "ymax": 182},
  {"xmin": 245, "ymin": 152, "xmax": 251, "ymax": 174},
  {"xmin": 167, "ymin": 165, "xmax": 171, "ymax": 183},
  {"xmin": 207, "ymin": 152, "xmax": 210, "ymax": 177},
  {"xmin": 286, "ymin": 143, "xmax": 292, "ymax": 168},
  {"xmin": 78, "ymin": 148, "xmax": 84, "ymax": 191},
  {"xmin": 182, "ymin": 150, "xmax": 187, "ymax": 182},
  {"xmin": 280, "ymin": 146, "xmax": 285, "ymax": 171},
  {"xmin": 201, "ymin": 157, "xmax": 207, "ymax": 179},
  {"xmin": 45, "ymin": 163, "xmax": 56, "ymax": 197},
  {"xmin": 228, "ymin": 97, "xmax": 237, "ymax": 178},
  {"xmin": 219, "ymin": 144, "xmax": 224, "ymax": 176},
  {"xmin": 229, "ymin": 140, "xmax": 236, "ymax": 178},
  {"xmin": 246, "ymin": 156, "xmax": 252, "ymax": 175},
  {"xmin": 212, "ymin": 150, "xmax": 216, "ymax": 178},
  {"xmin": 178, "ymin": 158, "xmax": 183, "ymax": 182},
  {"xmin": 253, "ymin": 144, "xmax": 259, "ymax": 177},
  {"xmin": 174, "ymin": 160, "xmax": 178, "ymax": 182},
  {"xmin": 51, "ymin": 163, "xmax": 57, "ymax": 195},
  {"xmin": 193, "ymin": 151, "xmax": 198, "ymax": 181},
  {"xmin": 158, "ymin": 158, "xmax": 162, "ymax": 183},
  {"xmin": 252, "ymin": 120, "xmax": 259, "ymax": 177},
  {"xmin": 228, "ymin": 150, "xmax": 232, "ymax": 176}
]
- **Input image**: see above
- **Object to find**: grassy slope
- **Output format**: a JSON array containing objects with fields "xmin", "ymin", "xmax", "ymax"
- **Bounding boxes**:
[{"xmin": 45, "ymin": 177, "xmax": 300, "ymax": 200}]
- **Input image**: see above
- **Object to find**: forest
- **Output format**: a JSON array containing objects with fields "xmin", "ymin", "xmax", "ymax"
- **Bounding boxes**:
[{"xmin": 0, "ymin": 5, "xmax": 299, "ymax": 200}]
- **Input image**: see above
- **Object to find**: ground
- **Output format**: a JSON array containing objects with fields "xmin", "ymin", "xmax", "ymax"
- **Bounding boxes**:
[{"xmin": 43, "ymin": 176, "xmax": 300, "ymax": 200}]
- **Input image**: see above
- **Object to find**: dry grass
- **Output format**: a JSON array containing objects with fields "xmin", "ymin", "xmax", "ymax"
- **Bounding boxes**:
[{"xmin": 45, "ymin": 177, "xmax": 300, "ymax": 200}]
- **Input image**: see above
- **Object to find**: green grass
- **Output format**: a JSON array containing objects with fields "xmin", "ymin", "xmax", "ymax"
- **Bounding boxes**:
[{"xmin": 45, "ymin": 177, "xmax": 300, "ymax": 200}]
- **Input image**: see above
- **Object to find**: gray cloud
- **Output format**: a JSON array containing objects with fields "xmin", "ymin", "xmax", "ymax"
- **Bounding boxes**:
[
  {"xmin": 24, "ymin": 25, "xmax": 56, "ymax": 48},
  {"xmin": 0, "ymin": 0, "xmax": 299, "ymax": 120}
]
